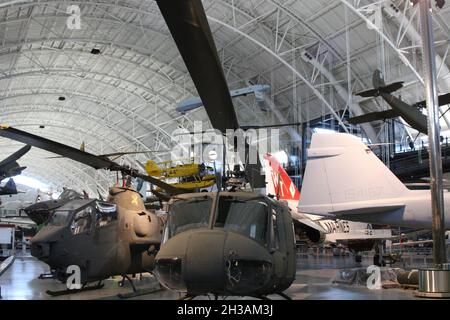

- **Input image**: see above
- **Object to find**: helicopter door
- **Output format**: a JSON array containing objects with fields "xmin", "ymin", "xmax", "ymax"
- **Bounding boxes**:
[{"xmin": 269, "ymin": 205, "xmax": 288, "ymax": 281}]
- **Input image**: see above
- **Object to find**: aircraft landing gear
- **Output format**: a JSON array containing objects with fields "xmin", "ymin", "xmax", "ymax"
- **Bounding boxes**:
[
  {"xmin": 46, "ymin": 281, "xmax": 104, "ymax": 297},
  {"xmin": 374, "ymin": 242, "xmax": 386, "ymax": 267},
  {"xmin": 116, "ymin": 274, "xmax": 162, "ymax": 299}
]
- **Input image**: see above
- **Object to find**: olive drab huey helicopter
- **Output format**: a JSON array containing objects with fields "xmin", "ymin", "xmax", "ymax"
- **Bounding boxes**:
[{"xmin": 152, "ymin": 0, "xmax": 296, "ymax": 299}]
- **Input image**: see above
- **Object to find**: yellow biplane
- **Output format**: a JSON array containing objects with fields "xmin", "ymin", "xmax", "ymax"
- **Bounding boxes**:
[{"xmin": 145, "ymin": 159, "xmax": 216, "ymax": 190}]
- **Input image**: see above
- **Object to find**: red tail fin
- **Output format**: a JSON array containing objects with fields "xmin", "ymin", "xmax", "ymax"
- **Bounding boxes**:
[{"xmin": 264, "ymin": 153, "xmax": 300, "ymax": 201}]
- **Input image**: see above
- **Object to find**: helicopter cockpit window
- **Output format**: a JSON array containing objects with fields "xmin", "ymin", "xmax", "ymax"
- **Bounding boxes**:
[
  {"xmin": 215, "ymin": 197, "xmax": 268, "ymax": 245},
  {"xmin": 71, "ymin": 207, "xmax": 93, "ymax": 235},
  {"xmin": 168, "ymin": 197, "xmax": 211, "ymax": 238},
  {"xmin": 48, "ymin": 210, "xmax": 71, "ymax": 227},
  {"xmin": 95, "ymin": 202, "xmax": 118, "ymax": 228},
  {"xmin": 59, "ymin": 189, "xmax": 80, "ymax": 200}
]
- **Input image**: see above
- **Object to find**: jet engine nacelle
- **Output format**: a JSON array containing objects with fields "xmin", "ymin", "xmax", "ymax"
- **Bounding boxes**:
[{"xmin": 294, "ymin": 221, "xmax": 326, "ymax": 245}]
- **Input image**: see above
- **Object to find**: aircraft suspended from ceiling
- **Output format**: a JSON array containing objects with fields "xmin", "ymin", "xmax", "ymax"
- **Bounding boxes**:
[
  {"xmin": 0, "ymin": 144, "xmax": 31, "ymax": 196},
  {"xmin": 0, "ymin": 144, "xmax": 31, "ymax": 183},
  {"xmin": 348, "ymin": 70, "xmax": 450, "ymax": 135}
]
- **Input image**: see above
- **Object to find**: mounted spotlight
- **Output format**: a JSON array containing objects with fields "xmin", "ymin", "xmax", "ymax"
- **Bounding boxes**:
[{"xmin": 91, "ymin": 48, "xmax": 101, "ymax": 55}]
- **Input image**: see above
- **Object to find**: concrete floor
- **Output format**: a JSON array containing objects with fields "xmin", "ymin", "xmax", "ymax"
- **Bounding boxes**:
[{"xmin": 0, "ymin": 253, "xmax": 425, "ymax": 300}]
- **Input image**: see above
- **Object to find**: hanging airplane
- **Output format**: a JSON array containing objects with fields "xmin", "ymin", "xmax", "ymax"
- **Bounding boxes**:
[
  {"xmin": 264, "ymin": 153, "xmax": 392, "ymax": 263},
  {"xmin": 0, "ymin": 144, "xmax": 31, "ymax": 183},
  {"xmin": 348, "ymin": 70, "xmax": 450, "ymax": 134},
  {"xmin": 298, "ymin": 132, "xmax": 450, "ymax": 230},
  {"xmin": 176, "ymin": 84, "xmax": 271, "ymax": 114}
]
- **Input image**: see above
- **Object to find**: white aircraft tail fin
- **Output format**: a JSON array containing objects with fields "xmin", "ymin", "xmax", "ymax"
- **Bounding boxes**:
[{"xmin": 299, "ymin": 133, "xmax": 408, "ymax": 212}]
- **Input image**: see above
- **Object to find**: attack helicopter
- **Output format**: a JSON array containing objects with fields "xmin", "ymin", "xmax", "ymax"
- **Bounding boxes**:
[{"xmin": 31, "ymin": 178, "xmax": 163, "ymax": 296}]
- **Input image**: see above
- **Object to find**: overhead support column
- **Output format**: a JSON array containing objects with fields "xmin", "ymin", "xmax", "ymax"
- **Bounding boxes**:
[{"xmin": 415, "ymin": 0, "xmax": 450, "ymax": 299}]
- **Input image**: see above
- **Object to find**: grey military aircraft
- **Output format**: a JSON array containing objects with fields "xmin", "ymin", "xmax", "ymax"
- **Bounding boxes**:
[
  {"xmin": 0, "ymin": 144, "xmax": 31, "ymax": 183},
  {"xmin": 298, "ymin": 132, "xmax": 450, "ymax": 230},
  {"xmin": 348, "ymin": 70, "xmax": 450, "ymax": 134}
]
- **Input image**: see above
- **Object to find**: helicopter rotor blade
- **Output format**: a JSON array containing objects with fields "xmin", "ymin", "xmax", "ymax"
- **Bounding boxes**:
[
  {"xmin": 156, "ymin": 0, "xmax": 238, "ymax": 133},
  {"xmin": 156, "ymin": 0, "xmax": 265, "ymax": 188},
  {"xmin": 0, "ymin": 126, "xmax": 184, "ymax": 196}
]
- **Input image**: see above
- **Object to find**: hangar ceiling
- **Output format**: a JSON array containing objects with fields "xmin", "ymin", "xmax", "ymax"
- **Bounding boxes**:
[{"xmin": 1, "ymin": 0, "xmax": 450, "ymax": 195}]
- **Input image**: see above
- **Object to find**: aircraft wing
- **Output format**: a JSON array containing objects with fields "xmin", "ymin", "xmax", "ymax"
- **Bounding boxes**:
[
  {"xmin": 414, "ymin": 93, "xmax": 450, "ymax": 109},
  {"xmin": 355, "ymin": 82, "xmax": 404, "ymax": 97},
  {"xmin": 348, "ymin": 109, "xmax": 401, "ymax": 125}
]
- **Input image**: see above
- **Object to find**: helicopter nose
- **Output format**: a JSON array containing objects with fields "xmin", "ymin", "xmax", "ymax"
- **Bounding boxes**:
[
  {"xmin": 155, "ymin": 230, "xmax": 225, "ymax": 293},
  {"xmin": 155, "ymin": 230, "xmax": 273, "ymax": 296},
  {"xmin": 31, "ymin": 242, "xmax": 50, "ymax": 258}
]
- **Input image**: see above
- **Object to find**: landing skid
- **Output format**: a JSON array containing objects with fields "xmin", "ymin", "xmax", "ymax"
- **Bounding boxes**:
[
  {"xmin": 178, "ymin": 292, "xmax": 292, "ymax": 300},
  {"xmin": 117, "ymin": 286, "xmax": 163, "ymax": 299},
  {"xmin": 38, "ymin": 272, "xmax": 56, "ymax": 280},
  {"xmin": 276, "ymin": 292, "xmax": 292, "ymax": 300},
  {"xmin": 46, "ymin": 281, "xmax": 104, "ymax": 297},
  {"xmin": 116, "ymin": 274, "xmax": 162, "ymax": 299}
]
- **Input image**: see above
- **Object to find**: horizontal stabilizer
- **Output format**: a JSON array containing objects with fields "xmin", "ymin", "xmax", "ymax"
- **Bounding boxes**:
[
  {"xmin": 332, "ymin": 204, "xmax": 405, "ymax": 216},
  {"xmin": 356, "ymin": 82, "xmax": 403, "ymax": 97},
  {"xmin": 348, "ymin": 109, "xmax": 401, "ymax": 125}
]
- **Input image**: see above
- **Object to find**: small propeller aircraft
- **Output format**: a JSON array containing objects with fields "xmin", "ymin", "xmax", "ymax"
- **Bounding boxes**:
[
  {"xmin": 146, "ymin": 159, "xmax": 216, "ymax": 191},
  {"xmin": 348, "ymin": 69, "xmax": 450, "ymax": 134}
]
